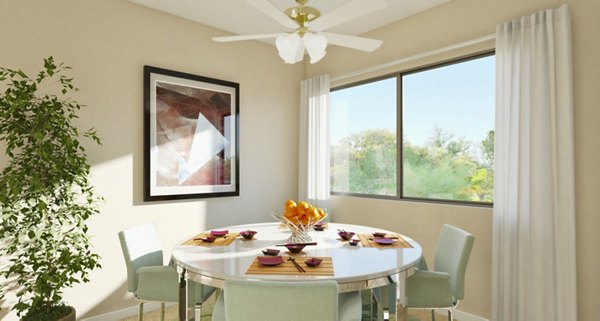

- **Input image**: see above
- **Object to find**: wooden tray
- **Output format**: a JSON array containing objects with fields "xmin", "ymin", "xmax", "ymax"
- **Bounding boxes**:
[
  {"xmin": 357, "ymin": 233, "xmax": 413, "ymax": 248},
  {"xmin": 181, "ymin": 232, "xmax": 239, "ymax": 247},
  {"xmin": 246, "ymin": 256, "xmax": 334, "ymax": 276}
]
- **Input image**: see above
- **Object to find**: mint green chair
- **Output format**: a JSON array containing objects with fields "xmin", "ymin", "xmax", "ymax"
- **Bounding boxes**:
[
  {"xmin": 370, "ymin": 225, "xmax": 474, "ymax": 321},
  {"xmin": 406, "ymin": 224, "xmax": 474, "ymax": 321},
  {"xmin": 212, "ymin": 279, "xmax": 362, "ymax": 321},
  {"xmin": 119, "ymin": 222, "xmax": 215, "ymax": 321}
]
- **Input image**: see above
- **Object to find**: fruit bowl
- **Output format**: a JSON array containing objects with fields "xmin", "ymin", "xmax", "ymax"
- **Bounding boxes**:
[{"xmin": 272, "ymin": 200, "xmax": 327, "ymax": 243}]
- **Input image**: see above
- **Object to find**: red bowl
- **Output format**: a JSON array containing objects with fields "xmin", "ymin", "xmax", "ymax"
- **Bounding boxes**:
[{"xmin": 285, "ymin": 244, "xmax": 307, "ymax": 254}]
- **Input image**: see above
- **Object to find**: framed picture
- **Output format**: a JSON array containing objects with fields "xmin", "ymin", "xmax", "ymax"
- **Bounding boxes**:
[{"xmin": 143, "ymin": 66, "xmax": 239, "ymax": 201}]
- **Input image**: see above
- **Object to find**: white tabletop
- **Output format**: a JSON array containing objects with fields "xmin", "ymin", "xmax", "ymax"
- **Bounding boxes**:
[{"xmin": 171, "ymin": 222, "xmax": 422, "ymax": 292}]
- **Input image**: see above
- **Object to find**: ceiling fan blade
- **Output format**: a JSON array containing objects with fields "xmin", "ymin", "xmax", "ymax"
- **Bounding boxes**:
[
  {"xmin": 213, "ymin": 33, "xmax": 286, "ymax": 42},
  {"xmin": 309, "ymin": 0, "xmax": 388, "ymax": 32},
  {"xmin": 321, "ymin": 32, "xmax": 383, "ymax": 52},
  {"xmin": 244, "ymin": 0, "xmax": 298, "ymax": 30}
]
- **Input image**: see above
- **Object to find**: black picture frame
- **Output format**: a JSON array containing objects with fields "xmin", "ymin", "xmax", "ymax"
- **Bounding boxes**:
[{"xmin": 143, "ymin": 66, "xmax": 239, "ymax": 201}]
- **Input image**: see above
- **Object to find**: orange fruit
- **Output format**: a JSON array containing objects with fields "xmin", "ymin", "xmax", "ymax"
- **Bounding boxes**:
[
  {"xmin": 307, "ymin": 207, "xmax": 320, "ymax": 223},
  {"xmin": 317, "ymin": 208, "xmax": 326, "ymax": 218},
  {"xmin": 284, "ymin": 208, "xmax": 296, "ymax": 219},
  {"xmin": 284, "ymin": 200, "xmax": 297, "ymax": 212},
  {"xmin": 296, "ymin": 201, "xmax": 310, "ymax": 215},
  {"xmin": 299, "ymin": 215, "xmax": 309, "ymax": 225}
]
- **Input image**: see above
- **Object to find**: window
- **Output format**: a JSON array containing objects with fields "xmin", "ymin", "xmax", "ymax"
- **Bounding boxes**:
[{"xmin": 330, "ymin": 53, "xmax": 494, "ymax": 205}]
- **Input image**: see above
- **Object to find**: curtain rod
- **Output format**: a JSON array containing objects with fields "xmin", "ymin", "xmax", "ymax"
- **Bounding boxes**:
[{"xmin": 330, "ymin": 33, "xmax": 495, "ymax": 83}]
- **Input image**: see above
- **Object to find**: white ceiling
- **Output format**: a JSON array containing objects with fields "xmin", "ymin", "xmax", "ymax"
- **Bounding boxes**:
[{"xmin": 128, "ymin": 0, "xmax": 450, "ymax": 42}]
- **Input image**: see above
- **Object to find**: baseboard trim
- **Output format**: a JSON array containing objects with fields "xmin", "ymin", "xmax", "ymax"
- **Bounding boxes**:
[
  {"xmin": 81, "ymin": 302, "xmax": 176, "ymax": 321},
  {"xmin": 435, "ymin": 309, "xmax": 489, "ymax": 321},
  {"xmin": 83, "ymin": 303, "xmax": 487, "ymax": 321}
]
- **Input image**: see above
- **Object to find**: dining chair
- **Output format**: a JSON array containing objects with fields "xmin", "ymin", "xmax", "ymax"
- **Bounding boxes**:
[
  {"xmin": 211, "ymin": 279, "xmax": 362, "ymax": 321},
  {"xmin": 118, "ymin": 222, "xmax": 215, "ymax": 321},
  {"xmin": 371, "ymin": 224, "xmax": 474, "ymax": 321}
]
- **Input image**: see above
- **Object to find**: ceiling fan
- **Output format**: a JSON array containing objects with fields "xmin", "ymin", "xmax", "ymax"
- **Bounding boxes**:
[{"xmin": 213, "ymin": 0, "xmax": 388, "ymax": 64}]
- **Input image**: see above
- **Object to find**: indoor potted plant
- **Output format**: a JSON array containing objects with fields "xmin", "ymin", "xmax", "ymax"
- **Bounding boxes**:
[{"xmin": 0, "ymin": 57, "xmax": 102, "ymax": 320}]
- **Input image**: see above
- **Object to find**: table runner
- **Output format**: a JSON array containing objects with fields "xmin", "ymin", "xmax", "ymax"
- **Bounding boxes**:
[
  {"xmin": 246, "ymin": 256, "xmax": 334, "ymax": 276},
  {"xmin": 181, "ymin": 232, "xmax": 239, "ymax": 247},
  {"xmin": 357, "ymin": 233, "xmax": 413, "ymax": 248}
]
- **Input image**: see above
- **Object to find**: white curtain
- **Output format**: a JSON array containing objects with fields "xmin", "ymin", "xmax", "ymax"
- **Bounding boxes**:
[
  {"xmin": 492, "ymin": 4, "xmax": 577, "ymax": 321},
  {"xmin": 298, "ymin": 75, "xmax": 330, "ymax": 208}
]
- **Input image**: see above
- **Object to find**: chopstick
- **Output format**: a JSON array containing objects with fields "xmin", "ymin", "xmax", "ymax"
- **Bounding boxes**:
[
  {"xmin": 287, "ymin": 257, "xmax": 306, "ymax": 273},
  {"xmin": 275, "ymin": 242, "xmax": 318, "ymax": 247}
]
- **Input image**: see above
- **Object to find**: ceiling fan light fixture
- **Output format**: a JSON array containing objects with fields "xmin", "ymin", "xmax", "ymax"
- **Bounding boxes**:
[
  {"xmin": 276, "ymin": 33, "xmax": 304, "ymax": 64},
  {"xmin": 303, "ymin": 33, "xmax": 327, "ymax": 64}
]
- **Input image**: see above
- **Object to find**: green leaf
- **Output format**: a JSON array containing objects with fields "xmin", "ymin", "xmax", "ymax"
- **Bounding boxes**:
[{"xmin": 0, "ymin": 57, "xmax": 102, "ymax": 317}]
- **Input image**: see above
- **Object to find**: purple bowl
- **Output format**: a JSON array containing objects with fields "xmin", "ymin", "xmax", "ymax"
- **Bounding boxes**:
[
  {"xmin": 285, "ymin": 244, "xmax": 307, "ymax": 254},
  {"xmin": 211, "ymin": 230, "xmax": 229, "ymax": 237},
  {"xmin": 338, "ymin": 231, "xmax": 355, "ymax": 241},
  {"xmin": 200, "ymin": 236, "xmax": 216, "ymax": 243},
  {"xmin": 373, "ymin": 238, "xmax": 395, "ymax": 245},
  {"xmin": 304, "ymin": 258, "xmax": 323, "ymax": 267},
  {"xmin": 313, "ymin": 224, "xmax": 325, "ymax": 231},
  {"xmin": 372, "ymin": 232, "xmax": 387, "ymax": 238},
  {"xmin": 262, "ymin": 248, "xmax": 280, "ymax": 256},
  {"xmin": 258, "ymin": 256, "xmax": 284, "ymax": 266},
  {"xmin": 240, "ymin": 230, "xmax": 257, "ymax": 240}
]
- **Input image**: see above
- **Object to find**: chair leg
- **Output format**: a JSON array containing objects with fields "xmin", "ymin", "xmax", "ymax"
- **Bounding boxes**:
[
  {"xmin": 447, "ymin": 308, "xmax": 453, "ymax": 321},
  {"xmin": 160, "ymin": 302, "xmax": 165, "ymax": 321},
  {"xmin": 431, "ymin": 309, "xmax": 435, "ymax": 321},
  {"xmin": 138, "ymin": 302, "xmax": 144, "ymax": 321},
  {"xmin": 195, "ymin": 303, "xmax": 202, "ymax": 320}
]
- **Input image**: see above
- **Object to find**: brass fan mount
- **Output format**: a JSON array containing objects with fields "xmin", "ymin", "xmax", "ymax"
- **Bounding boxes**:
[{"xmin": 284, "ymin": 0, "xmax": 321, "ymax": 36}]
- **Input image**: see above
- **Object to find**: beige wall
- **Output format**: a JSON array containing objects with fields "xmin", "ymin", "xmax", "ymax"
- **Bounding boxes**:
[
  {"xmin": 1, "ymin": 0, "xmax": 598, "ymax": 320},
  {"xmin": 307, "ymin": 0, "xmax": 600, "ymax": 319},
  {"xmin": 0, "ymin": 0, "xmax": 303, "ymax": 319}
]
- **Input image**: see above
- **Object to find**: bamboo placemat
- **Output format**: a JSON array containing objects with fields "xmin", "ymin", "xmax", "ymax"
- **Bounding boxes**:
[
  {"xmin": 357, "ymin": 233, "xmax": 413, "ymax": 248},
  {"xmin": 246, "ymin": 256, "xmax": 334, "ymax": 276},
  {"xmin": 181, "ymin": 232, "xmax": 240, "ymax": 247}
]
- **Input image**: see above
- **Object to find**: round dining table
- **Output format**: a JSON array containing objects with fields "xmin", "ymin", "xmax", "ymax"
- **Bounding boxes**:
[{"xmin": 172, "ymin": 222, "xmax": 422, "ymax": 321}]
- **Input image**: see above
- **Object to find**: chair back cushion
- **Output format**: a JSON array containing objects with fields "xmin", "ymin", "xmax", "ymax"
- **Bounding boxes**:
[
  {"xmin": 224, "ymin": 279, "xmax": 338, "ymax": 321},
  {"xmin": 433, "ymin": 224, "xmax": 475, "ymax": 300},
  {"xmin": 118, "ymin": 222, "xmax": 164, "ymax": 292}
]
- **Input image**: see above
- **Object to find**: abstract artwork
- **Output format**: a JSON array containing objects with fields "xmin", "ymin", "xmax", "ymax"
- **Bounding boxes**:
[{"xmin": 143, "ymin": 66, "xmax": 239, "ymax": 201}]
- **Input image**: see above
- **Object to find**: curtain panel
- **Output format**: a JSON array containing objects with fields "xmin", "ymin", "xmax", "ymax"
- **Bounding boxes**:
[
  {"xmin": 492, "ymin": 4, "xmax": 576, "ymax": 321},
  {"xmin": 298, "ymin": 75, "xmax": 331, "ymax": 208}
]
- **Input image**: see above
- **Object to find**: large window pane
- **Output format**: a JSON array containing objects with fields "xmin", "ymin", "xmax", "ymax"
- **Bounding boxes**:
[
  {"xmin": 402, "ymin": 54, "xmax": 495, "ymax": 203},
  {"xmin": 330, "ymin": 77, "xmax": 397, "ymax": 196}
]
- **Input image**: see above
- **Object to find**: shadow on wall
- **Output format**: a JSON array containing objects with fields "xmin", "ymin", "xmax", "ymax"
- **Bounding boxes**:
[
  {"xmin": 0, "ymin": 281, "xmax": 134, "ymax": 320},
  {"xmin": 79, "ymin": 281, "xmax": 136, "ymax": 319}
]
